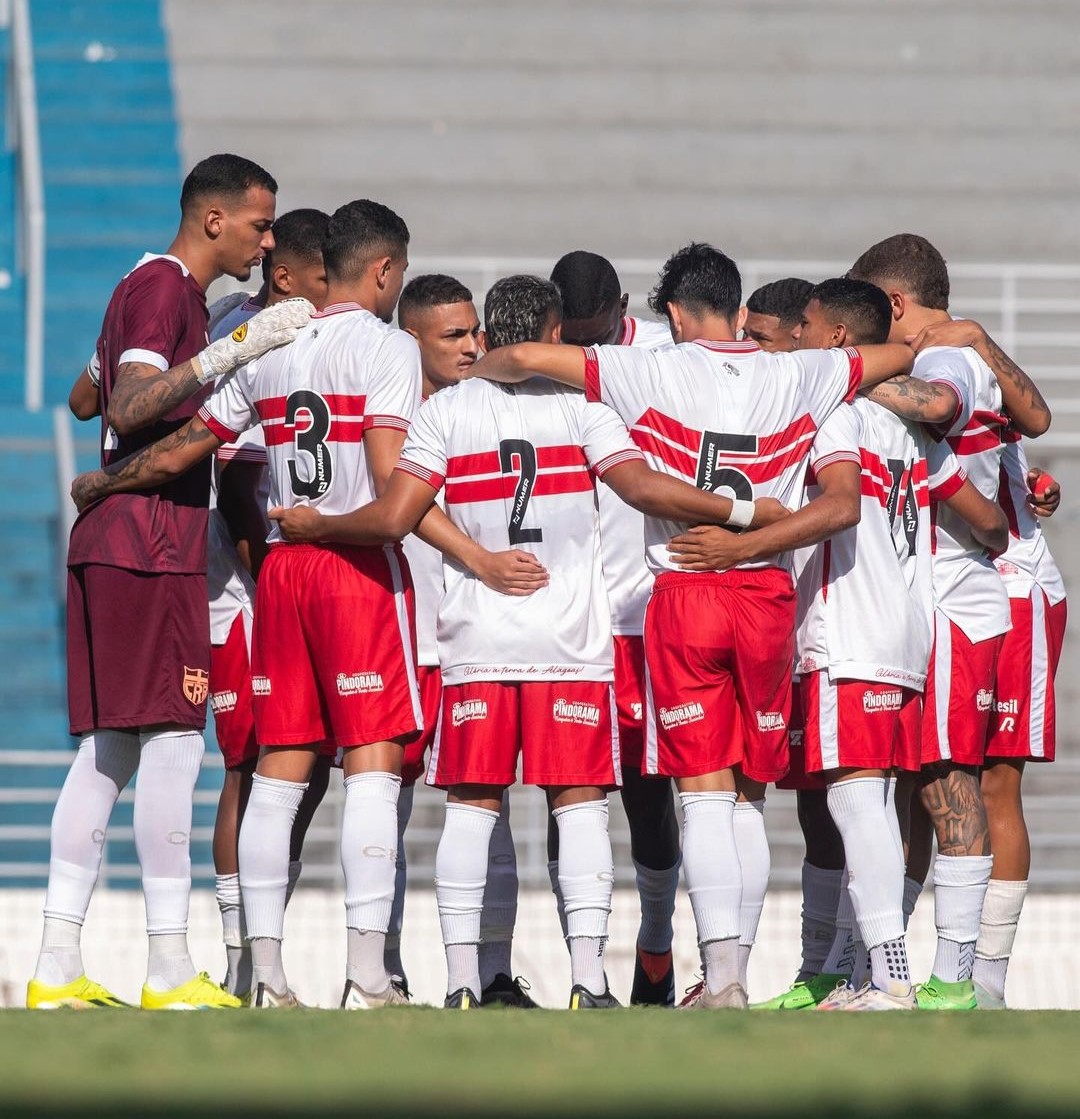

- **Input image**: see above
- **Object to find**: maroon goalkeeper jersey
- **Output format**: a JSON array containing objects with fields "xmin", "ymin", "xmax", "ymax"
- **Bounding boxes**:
[{"xmin": 67, "ymin": 254, "xmax": 213, "ymax": 573}]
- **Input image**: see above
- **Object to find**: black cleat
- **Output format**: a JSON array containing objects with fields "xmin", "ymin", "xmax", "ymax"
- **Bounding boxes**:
[
  {"xmin": 568, "ymin": 983, "xmax": 621, "ymax": 1010},
  {"xmin": 481, "ymin": 973, "xmax": 539, "ymax": 1009},
  {"xmin": 630, "ymin": 946, "xmax": 675, "ymax": 1007},
  {"xmin": 444, "ymin": 986, "xmax": 480, "ymax": 1010}
]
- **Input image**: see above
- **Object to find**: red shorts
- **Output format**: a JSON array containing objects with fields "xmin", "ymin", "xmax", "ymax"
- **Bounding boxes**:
[
  {"xmin": 210, "ymin": 612, "xmax": 258, "ymax": 769},
  {"xmin": 251, "ymin": 543, "xmax": 422, "ymax": 749},
  {"xmin": 67, "ymin": 564, "xmax": 210, "ymax": 735},
  {"xmin": 985, "ymin": 592, "xmax": 1067, "ymax": 761},
  {"xmin": 922, "ymin": 614, "xmax": 1005, "ymax": 768},
  {"xmin": 777, "ymin": 680, "xmax": 824, "ymax": 792},
  {"xmin": 613, "ymin": 635, "xmax": 646, "ymax": 770},
  {"xmin": 402, "ymin": 665, "xmax": 442, "ymax": 786},
  {"xmin": 643, "ymin": 569, "xmax": 796, "ymax": 783},
  {"xmin": 427, "ymin": 680, "xmax": 620, "ymax": 788},
  {"xmin": 893, "ymin": 691, "xmax": 924, "ymax": 773}
]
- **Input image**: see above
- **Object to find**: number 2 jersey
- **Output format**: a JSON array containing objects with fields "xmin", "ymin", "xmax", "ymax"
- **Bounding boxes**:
[
  {"xmin": 583, "ymin": 339, "xmax": 865, "ymax": 574},
  {"xmin": 197, "ymin": 302, "xmax": 422, "ymax": 538},
  {"xmin": 397, "ymin": 377, "xmax": 644, "ymax": 684}
]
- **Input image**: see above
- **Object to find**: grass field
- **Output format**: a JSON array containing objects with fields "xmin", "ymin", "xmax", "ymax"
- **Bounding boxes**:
[{"xmin": 1, "ymin": 1008, "xmax": 1077, "ymax": 1118}]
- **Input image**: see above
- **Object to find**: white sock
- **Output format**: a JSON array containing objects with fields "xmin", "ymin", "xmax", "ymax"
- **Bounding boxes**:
[
  {"xmin": 932, "ymin": 853, "xmax": 994, "ymax": 983},
  {"xmin": 903, "ymin": 875, "xmax": 923, "ymax": 930},
  {"xmin": 385, "ymin": 782, "xmax": 414, "ymax": 982},
  {"xmin": 37, "ymin": 731, "xmax": 141, "ymax": 984},
  {"xmin": 342, "ymin": 772, "xmax": 400, "ymax": 934},
  {"xmin": 548, "ymin": 859, "xmax": 569, "ymax": 941},
  {"xmin": 285, "ymin": 860, "xmax": 302, "ymax": 908},
  {"xmin": 554, "ymin": 799, "xmax": 614, "ymax": 996},
  {"xmin": 821, "ymin": 871, "xmax": 856, "ymax": 976},
  {"xmin": 250, "ymin": 936, "xmax": 287, "ymax": 993},
  {"xmin": 827, "ymin": 779, "xmax": 905, "ymax": 950},
  {"xmin": 135, "ymin": 730, "xmax": 204, "ymax": 990},
  {"xmin": 215, "ymin": 872, "xmax": 250, "ymax": 996},
  {"xmin": 479, "ymin": 792, "xmax": 518, "ymax": 989},
  {"xmin": 436, "ymin": 802, "xmax": 498, "ymax": 997},
  {"xmin": 680, "ymin": 792, "xmax": 741, "ymax": 943},
  {"xmin": 798, "ymin": 862, "xmax": 843, "ymax": 979},
  {"xmin": 239, "ymin": 775, "xmax": 306, "ymax": 940},
  {"xmin": 733, "ymin": 799, "xmax": 770, "ymax": 988},
  {"xmin": 702, "ymin": 937, "xmax": 741, "ymax": 995},
  {"xmin": 633, "ymin": 858, "xmax": 680, "ymax": 955},
  {"xmin": 972, "ymin": 879, "xmax": 1028, "ymax": 1001}
]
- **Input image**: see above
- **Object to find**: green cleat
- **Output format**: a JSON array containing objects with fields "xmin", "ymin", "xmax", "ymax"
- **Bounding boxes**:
[
  {"xmin": 751, "ymin": 973, "xmax": 846, "ymax": 1010},
  {"xmin": 915, "ymin": 975, "xmax": 978, "ymax": 1011}
]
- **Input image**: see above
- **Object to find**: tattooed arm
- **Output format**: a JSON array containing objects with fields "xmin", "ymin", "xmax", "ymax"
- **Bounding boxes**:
[
  {"xmin": 70, "ymin": 414, "xmax": 224, "ymax": 511},
  {"xmin": 862, "ymin": 375, "xmax": 959, "ymax": 425},
  {"xmin": 907, "ymin": 319, "xmax": 1051, "ymax": 437},
  {"xmin": 106, "ymin": 359, "xmax": 207, "ymax": 437}
]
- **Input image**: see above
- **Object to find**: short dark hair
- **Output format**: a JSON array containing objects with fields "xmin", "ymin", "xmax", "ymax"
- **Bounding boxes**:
[
  {"xmin": 483, "ymin": 275, "xmax": 562, "ymax": 351},
  {"xmin": 398, "ymin": 274, "xmax": 474, "ymax": 327},
  {"xmin": 322, "ymin": 199, "xmax": 410, "ymax": 283},
  {"xmin": 262, "ymin": 208, "xmax": 329, "ymax": 281},
  {"xmin": 746, "ymin": 278, "xmax": 815, "ymax": 329},
  {"xmin": 849, "ymin": 233, "xmax": 950, "ymax": 311},
  {"xmin": 809, "ymin": 277, "xmax": 893, "ymax": 346},
  {"xmin": 648, "ymin": 242, "xmax": 741, "ymax": 323},
  {"xmin": 180, "ymin": 153, "xmax": 277, "ymax": 216},
  {"xmin": 549, "ymin": 251, "xmax": 622, "ymax": 319}
]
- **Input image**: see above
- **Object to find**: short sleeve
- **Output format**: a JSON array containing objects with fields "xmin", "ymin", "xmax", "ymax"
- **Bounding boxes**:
[
  {"xmin": 579, "ymin": 401, "xmax": 645, "ymax": 478},
  {"xmin": 397, "ymin": 394, "xmax": 448, "ymax": 490},
  {"xmin": 584, "ymin": 344, "xmax": 657, "ymax": 421},
  {"xmin": 216, "ymin": 422, "xmax": 267, "ymax": 465},
  {"xmin": 199, "ymin": 363, "xmax": 259, "ymax": 444},
  {"xmin": 790, "ymin": 347, "xmax": 863, "ymax": 425},
  {"xmin": 925, "ymin": 438, "xmax": 967, "ymax": 501},
  {"xmin": 808, "ymin": 404, "xmax": 861, "ymax": 476},
  {"xmin": 911, "ymin": 348, "xmax": 972, "ymax": 436},
  {"xmin": 365, "ymin": 330, "xmax": 422, "ymax": 432},
  {"xmin": 118, "ymin": 265, "xmax": 190, "ymax": 371}
]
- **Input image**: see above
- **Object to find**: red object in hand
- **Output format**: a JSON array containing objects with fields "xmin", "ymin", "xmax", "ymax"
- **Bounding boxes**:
[{"xmin": 1031, "ymin": 472, "xmax": 1056, "ymax": 498}]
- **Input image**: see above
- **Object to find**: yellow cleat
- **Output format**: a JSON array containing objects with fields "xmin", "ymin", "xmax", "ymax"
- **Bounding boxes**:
[
  {"xmin": 141, "ymin": 972, "xmax": 244, "ymax": 1010},
  {"xmin": 27, "ymin": 975, "xmax": 132, "ymax": 1009}
]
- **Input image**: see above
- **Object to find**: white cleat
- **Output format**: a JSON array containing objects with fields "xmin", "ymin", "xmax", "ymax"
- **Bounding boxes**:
[
  {"xmin": 251, "ymin": 982, "xmax": 304, "ymax": 1009},
  {"xmin": 679, "ymin": 981, "xmax": 748, "ymax": 1010},
  {"xmin": 340, "ymin": 978, "xmax": 411, "ymax": 1009},
  {"xmin": 839, "ymin": 981, "xmax": 916, "ymax": 1011},
  {"xmin": 815, "ymin": 980, "xmax": 859, "ymax": 1010}
]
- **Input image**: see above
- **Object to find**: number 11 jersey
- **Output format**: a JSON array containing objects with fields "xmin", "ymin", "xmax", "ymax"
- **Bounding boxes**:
[{"xmin": 398, "ymin": 377, "xmax": 643, "ymax": 685}]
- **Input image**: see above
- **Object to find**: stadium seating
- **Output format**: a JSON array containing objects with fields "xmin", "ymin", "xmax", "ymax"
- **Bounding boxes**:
[{"xmin": 0, "ymin": 17, "xmax": 25, "ymax": 393}]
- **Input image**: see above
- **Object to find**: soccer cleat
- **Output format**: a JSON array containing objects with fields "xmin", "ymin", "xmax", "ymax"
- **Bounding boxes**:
[
  {"xmin": 914, "ymin": 975, "xmax": 978, "ymax": 1011},
  {"xmin": 251, "ymin": 982, "xmax": 303, "ymax": 1009},
  {"xmin": 630, "ymin": 946, "xmax": 676, "ymax": 1007},
  {"xmin": 678, "ymin": 977, "xmax": 705, "ymax": 1008},
  {"xmin": 481, "ymin": 973, "xmax": 539, "ymax": 1008},
  {"xmin": 26, "ymin": 975, "xmax": 131, "ymax": 1010},
  {"xmin": 679, "ymin": 981, "xmax": 747, "ymax": 1010},
  {"xmin": 568, "ymin": 983, "xmax": 621, "ymax": 1010},
  {"xmin": 141, "ymin": 972, "xmax": 243, "ymax": 1010},
  {"xmin": 751, "ymin": 973, "xmax": 847, "ymax": 1010},
  {"xmin": 839, "ymin": 982, "xmax": 916, "ymax": 1011},
  {"xmin": 815, "ymin": 980, "xmax": 859, "ymax": 1011},
  {"xmin": 444, "ymin": 986, "xmax": 480, "ymax": 1010},
  {"xmin": 341, "ymin": 978, "xmax": 411, "ymax": 1009},
  {"xmin": 974, "ymin": 982, "xmax": 1007, "ymax": 1010}
]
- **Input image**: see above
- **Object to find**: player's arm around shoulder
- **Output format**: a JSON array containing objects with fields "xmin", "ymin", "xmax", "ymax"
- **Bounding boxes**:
[
  {"xmin": 471, "ymin": 342, "xmax": 589, "ymax": 388},
  {"xmin": 862, "ymin": 375, "xmax": 958, "ymax": 426}
]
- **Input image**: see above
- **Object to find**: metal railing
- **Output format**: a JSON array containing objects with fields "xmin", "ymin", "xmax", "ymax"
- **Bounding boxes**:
[{"xmin": 10, "ymin": 0, "xmax": 44, "ymax": 411}]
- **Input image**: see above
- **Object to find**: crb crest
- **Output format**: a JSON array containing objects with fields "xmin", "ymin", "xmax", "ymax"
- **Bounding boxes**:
[{"xmin": 182, "ymin": 666, "xmax": 209, "ymax": 705}]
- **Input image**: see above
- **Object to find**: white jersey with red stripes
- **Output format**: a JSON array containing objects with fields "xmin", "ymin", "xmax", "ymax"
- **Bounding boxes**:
[
  {"xmin": 199, "ymin": 302, "xmax": 422, "ymax": 545},
  {"xmin": 598, "ymin": 314, "xmax": 674, "ymax": 635},
  {"xmin": 993, "ymin": 434, "xmax": 1066, "ymax": 603},
  {"xmin": 397, "ymin": 376, "xmax": 642, "ymax": 684},
  {"xmin": 913, "ymin": 345, "xmax": 1011, "ymax": 642},
  {"xmin": 585, "ymin": 339, "xmax": 863, "ymax": 575},
  {"xmin": 794, "ymin": 399, "xmax": 944, "ymax": 691},
  {"xmin": 402, "ymin": 491, "xmax": 445, "ymax": 667}
]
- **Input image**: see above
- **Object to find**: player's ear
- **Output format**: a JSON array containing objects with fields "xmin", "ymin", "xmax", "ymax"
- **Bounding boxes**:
[
  {"xmin": 477, "ymin": 329, "xmax": 489, "ymax": 354},
  {"xmin": 735, "ymin": 305, "xmax": 748, "ymax": 333},
  {"xmin": 666, "ymin": 302, "xmax": 683, "ymax": 342},
  {"xmin": 550, "ymin": 321, "xmax": 563, "ymax": 344},
  {"xmin": 203, "ymin": 206, "xmax": 224, "ymax": 240},
  {"xmin": 834, "ymin": 323, "xmax": 849, "ymax": 348},
  {"xmin": 272, "ymin": 263, "xmax": 291, "ymax": 296},
  {"xmin": 890, "ymin": 290, "xmax": 905, "ymax": 321},
  {"xmin": 374, "ymin": 256, "xmax": 393, "ymax": 290},
  {"xmin": 402, "ymin": 325, "xmax": 420, "ymax": 341},
  {"xmin": 619, "ymin": 293, "xmax": 629, "ymax": 315}
]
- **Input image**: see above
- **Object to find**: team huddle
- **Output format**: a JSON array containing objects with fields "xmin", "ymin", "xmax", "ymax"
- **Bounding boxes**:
[{"xmin": 26, "ymin": 153, "xmax": 1065, "ymax": 1013}]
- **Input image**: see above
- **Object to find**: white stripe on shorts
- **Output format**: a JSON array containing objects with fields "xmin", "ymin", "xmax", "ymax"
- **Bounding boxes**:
[
  {"xmin": 643, "ymin": 654, "xmax": 660, "ymax": 776},
  {"xmin": 819, "ymin": 675, "xmax": 840, "ymax": 771},
  {"xmin": 933, "ymin": 610, "xmax": 953, "ymax": 762},
  {"xmin": 384, "ymin": 544, "xmax": 424, "ymax": 734},
  {"xmin": 607, "ymin": 683, "xmax": 623, "ymax": 784},
  {"xmin": 1028, "ymin": 590, "xmax": 1049, "ymax": 759}
]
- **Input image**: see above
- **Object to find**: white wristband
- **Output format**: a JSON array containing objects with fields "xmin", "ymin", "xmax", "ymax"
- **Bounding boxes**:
[{"xmin": 727, "ymin": 498, "xmax": 755, "ymax": 530}]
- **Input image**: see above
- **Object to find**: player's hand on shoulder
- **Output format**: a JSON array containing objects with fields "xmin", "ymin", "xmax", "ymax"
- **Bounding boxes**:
[
  {"xmin": 269, "ymin": 503, "xmax": 325, "ymax": 542},
  {"xmin": 1026, "ymin": 467, "xmax": 1060, "ymax": 517},
  {"xmin": 750, "ymin": 497, "xmax": 792, "ymax": 528},
  {"xmin": 471, "ymin": 548, "xmax": 549, "ymax": 596},
  {"xmin": 198, "ymin": 298, "xmax": 316, "ymax": 381},
  {"xmin": 905, "ymin": 318, "xmax": 986, "ymax": 353},
  {"xmin": 666, "ymin": 525, "xmax": 746, "ymax": 572}
]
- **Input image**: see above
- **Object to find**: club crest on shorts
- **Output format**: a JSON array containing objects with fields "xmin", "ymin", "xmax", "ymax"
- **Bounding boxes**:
[
  {"xmin": 182, "ymin": 666, "xmax": 209, "ymax": 705},
  {"xmin": 231, "ymin": 322, "xmax": 249, "ymax": 343}
]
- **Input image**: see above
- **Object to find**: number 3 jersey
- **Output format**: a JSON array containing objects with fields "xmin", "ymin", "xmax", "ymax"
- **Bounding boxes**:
[
  {"xmin": 794, "ymin": 399, "xmax": 954, "ymax": 691},
  {"xmin": 197, "ymin": 302, "xmax": 422, "ymax": 541},
  {"xmin": 397, "ymin": 377, "xmax": 644, "ymax": 684}
]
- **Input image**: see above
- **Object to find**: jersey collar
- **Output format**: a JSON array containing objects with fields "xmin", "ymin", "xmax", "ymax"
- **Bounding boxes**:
[{"xmin": 691, "ymin": 338, "xmax": 761, "ymax": 353}]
